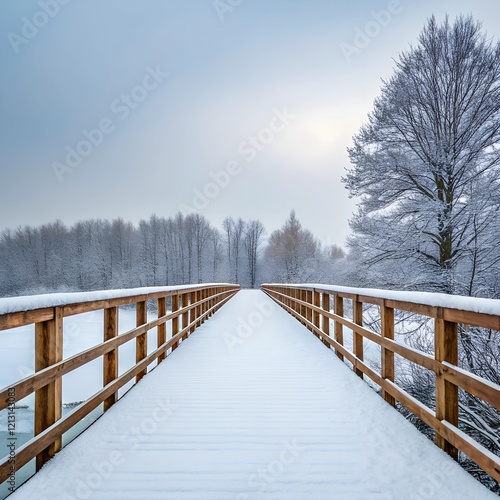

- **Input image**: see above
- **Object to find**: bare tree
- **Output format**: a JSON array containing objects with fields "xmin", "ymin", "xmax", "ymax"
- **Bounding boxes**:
[
  {"xmin": 222, "ymin": 217, "xmax": 245, "ymax": 283},
  {"xmin": 243, "ymin": 220, "xmax": 265, "ymax": 288}
]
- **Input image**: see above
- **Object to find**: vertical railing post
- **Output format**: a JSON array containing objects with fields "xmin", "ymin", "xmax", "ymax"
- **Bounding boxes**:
[
  {"xmin": 334, "ymin": 294, "xmax": 344, "ymax": 361},
  {"xmin": 321, "ymin": 292, "xmax": 330, "ymax": 348},
  {"xmin": 313, "ymin": 290, "xmax": 321, "ymax": 337},
  {"xmin": 157, "ymin": 297, "xmax": 167, "ymax": 362},
  {"xmin": 353, "ymin": 298, "xmax": 364, "ymax": 378},
  {"xmin": 300, "ymin": 289, "xmax": 306, "ymax": 323},
  {"xmin": 182, "ymin": 292, "xmax": 189, "ymax": 340},
  {"xmin": 171, "ymin": 294, "xmax": 180, "ymax": 352},
  {"xmin": 209, "ymin": 287, "xmax": 214, "ymax": 316},
  {"xmin": 35, "ymin": 307, "xmax": 63, "ymax": 471},
  {"xmin": 136, "ymin": 300, "xmax": 147, "ymax": 382},
  {"xmin": 200, "ymin": 289, "xmax": 206, "ymax": 323},
  {"xmin": 190, "ymin": 290, "xmax": 198, "ymax": 333},
  {"xmin": 435, "ymin": 310, "xmax": 459, "ymax": 460},
  {"xmin": 103, "ymin": 306, "xmax": 118, "ymax": 411},
  {"xmin": 196, "ymin": 289, "xmax": 202, "ymax": 327},
  {"xmin": 381, "ymin": 301, "xmax": 395, "ymax": 406},
  {"xmin": 306, "ymin": 290, "xmax": 313, "ymax": 330}
]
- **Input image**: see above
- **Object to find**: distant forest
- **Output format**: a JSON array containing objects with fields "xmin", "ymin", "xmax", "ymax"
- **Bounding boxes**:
[{"xmin": 0, "ymin": 210, "xmax": 346, "ymax": 297}]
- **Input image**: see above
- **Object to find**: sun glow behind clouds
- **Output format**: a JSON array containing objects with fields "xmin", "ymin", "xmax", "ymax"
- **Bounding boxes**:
[{"xmin": 275, "ymin": 107, "xmax": 358, "ymax": 168}]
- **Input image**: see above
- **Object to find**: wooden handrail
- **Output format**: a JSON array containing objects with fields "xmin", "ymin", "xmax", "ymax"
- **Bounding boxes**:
[
  {"xmin": 261, "ymin": 284, "xmax": 500, "ymax": 483},
  {"xmin": 0, "ymin": 284, "xmax": 239, "ymax": 483}
]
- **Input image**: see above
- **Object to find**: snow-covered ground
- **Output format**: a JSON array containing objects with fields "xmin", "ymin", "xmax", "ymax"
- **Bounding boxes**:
[{"xmin": 5, "ymin": 290, "xmax": 495, "ymax": 499}]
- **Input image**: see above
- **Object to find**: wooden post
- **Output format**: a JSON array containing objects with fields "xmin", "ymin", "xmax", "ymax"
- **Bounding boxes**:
[
  {"xmin": 209, "ymin": 288, "xmax": 214, "ymax": 316},
  {"xmin": 321, "ymin": 292, "xmax": 330, "ymax": 348},
  {"xmin": 35, "ymin": 307, "xmax": 63, "ymax": 471},
  {"xmin": 381, "ymin": 302, "xmax": 395, "ymax": 406},
  {"xmin": 157, "ymin": 297, "xmax": 166, "ymax": 362},
  {"xmin": 313, "ymin": 291, "xmax": 321, "ymax": 337},
  {"xmin": 197, "ymin": 290, "xmax": 206, "ymax": 326},
  {"xmin": 182, "ymin": 293, "xmax": 189, "ymax": 340},
  {"xmin": 103, "ymin": 306, "xmax": 118, "ymax": 411},
  {"xmin": 172, "ymin": 294, "xmax": 179, "ymax": 352},
  {"xmin": 306, "ymin": 291, "xmax": 313, "ymax": 330},
  {"xmin": 190, "ymin": 290, "xmax": 197, "ymax": 334},
  {"xmin": 136, "ymin": 300, "xmax": 147, "ymax": 382},
  {"xmin": 195, "ymin": 290, "xmax": 201, "ymax": 327},
  {"xmin": 353, "ymin": 298, "xmax": 363, "ymax": 378},
  {"xmin": 435, "ymin": 311, "xmax": 459, "ymax": 460},
  {"xmin": 334, "ymin": 294, "xmax": 344, "ymax": 361}
]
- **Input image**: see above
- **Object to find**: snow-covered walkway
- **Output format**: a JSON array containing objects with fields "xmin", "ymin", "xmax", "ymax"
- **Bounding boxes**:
[{"xmin": 10, "ymin": 290, "xmax": 496, "ymax": 499}]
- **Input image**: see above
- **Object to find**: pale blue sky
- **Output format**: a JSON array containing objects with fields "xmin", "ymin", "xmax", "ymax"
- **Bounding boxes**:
[{"xmin": 1, "ymin": 0, "xmax": 499, "ymax": 247}]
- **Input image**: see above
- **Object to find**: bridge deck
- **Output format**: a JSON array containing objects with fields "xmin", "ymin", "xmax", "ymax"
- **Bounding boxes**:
[{"xmin": 10, "ymin": 290, "xmax": 495, "ymax": 499}]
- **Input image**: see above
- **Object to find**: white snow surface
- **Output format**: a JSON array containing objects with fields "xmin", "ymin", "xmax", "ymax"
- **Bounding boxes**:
[
  {"xmin": 265, "ymin": 283, "xmax": 500, "ymax": 317},
  {"xmin": 0, "ymin": 284, "xmax": 236, "ymax": 315},
  {"xmin": 9, "ymin": 291, "xmax": 496, "ymax": 499}
]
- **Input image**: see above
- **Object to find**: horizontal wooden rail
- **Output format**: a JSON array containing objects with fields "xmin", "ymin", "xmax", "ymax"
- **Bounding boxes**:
[
  {"xmin": 261, "ymin": 284, "xmax": 500, "ymax": 483},
  {"xmin": 0, "ymin": 284, "xmax": 239, "ymax": 484}
]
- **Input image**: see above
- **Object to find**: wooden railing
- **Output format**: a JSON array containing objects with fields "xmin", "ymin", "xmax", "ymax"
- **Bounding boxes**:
[
  {"xmin": 261, "ymin": 284, "xmax": 500, "ymax": 483},
  {"xmin": 0, "ymin": 284, "xmax": 239, "ymax": 483}
]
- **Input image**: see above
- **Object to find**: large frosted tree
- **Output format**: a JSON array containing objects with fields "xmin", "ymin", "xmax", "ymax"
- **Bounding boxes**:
[{"xmin": 344, "ymin": 15, "xmax": 500, "ymax": 295}]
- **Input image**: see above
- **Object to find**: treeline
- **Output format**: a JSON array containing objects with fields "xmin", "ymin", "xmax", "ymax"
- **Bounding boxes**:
[{"xmin": 0, "ymin": 211, "xmax": 345, "ymax": 297}]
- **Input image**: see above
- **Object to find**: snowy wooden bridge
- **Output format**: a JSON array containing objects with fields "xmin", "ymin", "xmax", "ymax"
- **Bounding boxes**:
[{"xmin": 1, "ymin": 284, "xmax": 499, "ymax": 499}]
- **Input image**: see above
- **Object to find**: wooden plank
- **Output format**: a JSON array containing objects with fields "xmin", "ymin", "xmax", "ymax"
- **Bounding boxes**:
[
  {"xmin": 435, "ymin": 313, "xmax": 459, "ymax": 460},
  {"xmin": 157, "ymin": 297, "xmax": 166, "ymax": 363},
  {"xmin": 442, "ymin": 363, "xmax": 500, "ymax": 411},
  {"xmin": 353, "ymin": 299, "xmax": 363, "ymax": 378},
  {"xmin": 103, "ymin": 306, "xmax": 118, "ymax": 411},
  {"xmin": 381, "ymin": 302, "xmax": 395, "ymax": 406},
  {"xmin": 384, "ymin": 299, "xmax": 437, "ymax": 318},
  {"xmin": 135, "ymin": 301, "xmax": 147, "ymax": 382},
  {"xmin": 443, "ymin": 309, "xmax": 500, "ymax": 331},
  {"xmin": 0, "ymin": 308, "xmax": 54, "ymax": 331},
  {"xmin": 34, "ymin": 307, "xmax": 63, "ymax": 471}
]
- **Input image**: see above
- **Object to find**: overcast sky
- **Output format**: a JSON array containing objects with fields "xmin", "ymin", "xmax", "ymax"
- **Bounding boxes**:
[{"xmin": 1, "ymin": 0, "xmax": 499, "ymax": 248}]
